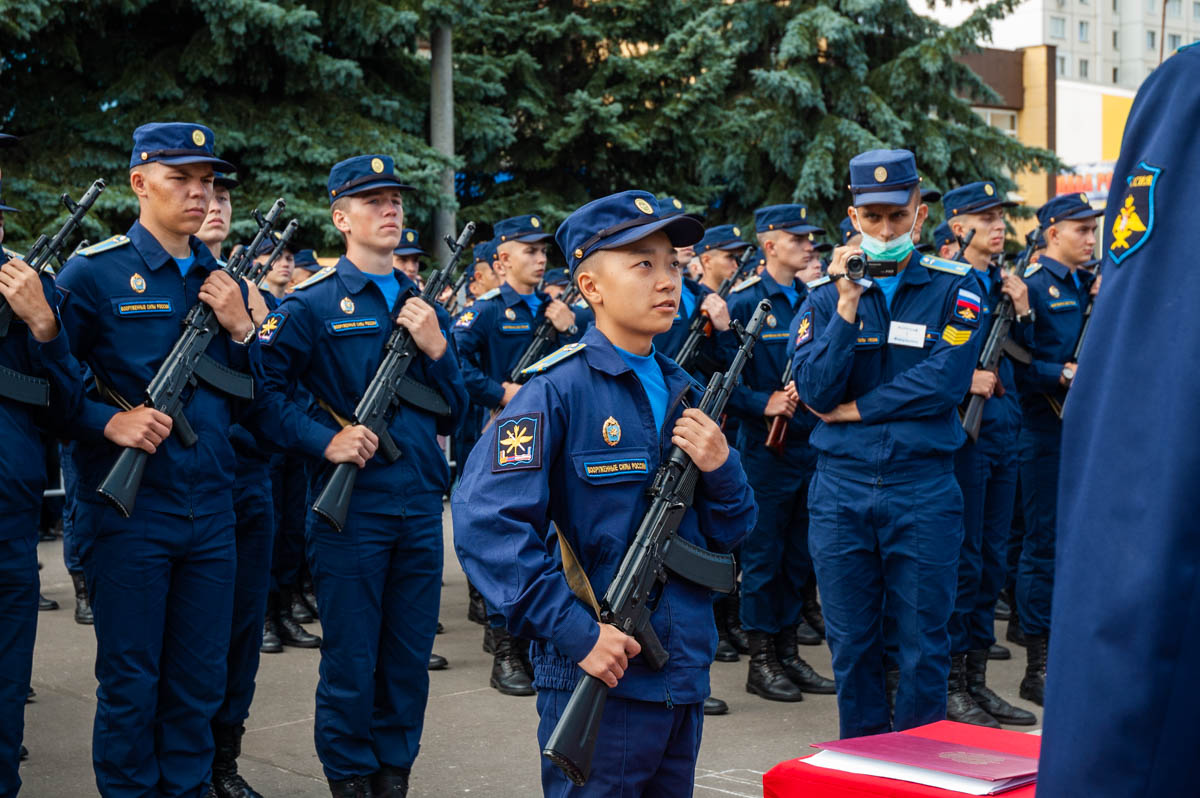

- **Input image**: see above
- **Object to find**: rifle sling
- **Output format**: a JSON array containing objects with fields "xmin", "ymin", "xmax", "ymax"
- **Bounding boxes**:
[
  {"xmin": 554, "ymin": 523, "xmax": 602, "ymax": 619},
  {"xmin": 0, "ymin": 363, "xmax": 50, "ymax": 408}
]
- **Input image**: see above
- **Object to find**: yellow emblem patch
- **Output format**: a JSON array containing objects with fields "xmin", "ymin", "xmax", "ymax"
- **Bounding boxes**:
[
  {"xmin": 634, "ymin": 198, "xmax": 654, "ymax": 215},
  {"xmin": 672, "ymin": 198, "xmax": 682, "ymax": 209},
  {"xmin": 766, "ymin": 313, "xmax": 777, "ymax": 328},
  {"xmin": 370, "ymin": 157, "xmax": 384, "ymax": 174},
  {"xmin": 874, "ymin": 166, "xmax": 888, "ymax": 183},
  {"xmin": 1079, "ymin": 193, "xmax": 1088, "ymax": 203},
  {"xmin": 530, "ymin": 216, "xmax": 541, "ymax": 228},
  {"xmin": 1048, "ymin": 285, "xmax": 1060, "ymax": 298},
  {"xmin": 340, "ymin": 297, "xmax": 355, "ymax": 314},
  {"xmin": 603, "ymin": 416, "xmax": 621, "ymax": 446},
  {"xmin": 192, "ymin": 129, "xmax": 205, "ymax": 146},
  {"xmin": 985, "ymin": 183, "xmax": 995, "ymax": 196},
  {"xmin": 942, "ymin": 325, "xmax": 971, "ymax": 346},
  {"xmin": 505, "ymin": 307, "xmax": 516, "ymax": 320},
  {"xmin": 733, "ymin": 226, "xmax": 741, "ymax": 237},
  {"xmin": 405, "ymin": 231, "xmax": 415, "ymax": 242},
  {"xmin": 801, "ymin": 207, "xmax": 807, "ymax": 218},
  {"xmin": 130, "ymin": 273, "xmax": 146, "ymax": 293}
]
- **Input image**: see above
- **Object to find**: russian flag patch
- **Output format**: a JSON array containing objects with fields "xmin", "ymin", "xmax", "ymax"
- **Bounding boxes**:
[{"xmin": 953, "ymin": 289, "xmax": 981, "ymax": 327}]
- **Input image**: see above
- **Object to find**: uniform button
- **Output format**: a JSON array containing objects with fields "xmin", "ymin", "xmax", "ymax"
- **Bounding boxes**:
[{"xmin": 876, "ymin": 477, "xmax": 883, "ymax": 487}]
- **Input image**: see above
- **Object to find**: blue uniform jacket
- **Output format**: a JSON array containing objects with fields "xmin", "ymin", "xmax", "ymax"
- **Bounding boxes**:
[
  {"xmin": 251, "ymin": 257, "xmax": 468, "ymax": 518},
  {"xmin": 452, "ymin": 326, "xmax": 757, "ymax": 704},
  {"xmin": 1014, "ymin": 256, "xmax": 1093, "ymax": 428},
  {"xmin": 652, "ymin": 277, "xmax": 714, "ymax": 363},
  {"xmin": 452, "ymin": 283, "xmax": 584, "ymax": 408},
  {"xmin": 0, "ymin": 265, "xmax": 83, "ymax": 525},
  {"xmin": 965, "ymin": 264, "xmax": 1022, "ymax": 454},
  {"xmin": 55, "ymin": 222, "xmax": 259, "ymax": 516},
  {"xmin": 231, "ymin": 292, "xmax": 282, "ymax": 487},
  {"xmin": 721, "ymin": 270, "xmax": 816, "ymax": 454},
  {"xmin": 792, "ymin": 255, "xmax": 983, "ymax": 476}
]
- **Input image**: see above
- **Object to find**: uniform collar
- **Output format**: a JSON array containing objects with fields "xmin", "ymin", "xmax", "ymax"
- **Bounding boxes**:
[
  {"xmin": 759, "ymin": 267, "xmax": 803, "ymax": 297},
  {"xmin": 334, "ymin": 256, "xmax": 419, "ymax": 298},
  {"xmin": 1037, "ymin": 256, "xmax": 1073, "ymax": 282},
  {"xmin": 579, "ymin": 326, "xmax": 696, "ymax": 394},
  {"xmin": 897, "ymin": 256, "xmax": 931, "ymax": 287},
  {"xmin": 500, "ymin": 281, "xmax": 547, "ymax": 308},
  {"xmin": 127, "ymin": 220, "xmax": 213, "ymax": 273}
]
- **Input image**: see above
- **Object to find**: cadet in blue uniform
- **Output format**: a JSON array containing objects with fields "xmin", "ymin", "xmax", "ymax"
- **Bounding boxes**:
[
  {"xmin": 931, "ymin": 221, "xmax": 959, "ymax": 260},
  {"xmin": 1011, "ymin": 192, "xmax": 1102, "ymax": 707},
  {"xmin": 1040, "ymin": 42, "xmax": 1199, "ymax": 797},
  {"xmin": 0, "ymin": 149, "xmax": 86, "ymax": 798},
  {"xmin": 391, "ymin": 227, "xmax": 425, "ymax": 285},
  {"xmin": 938, "ymin": 183, "xmax": 1036, "ymax": 728},
  {"xmin": 290, "ymin": 248, "xmax": 319, "ymax": 287},
  {"xmin": 653, "ymin": 223, "xmax": 735, "ymax": 363},
  {"xmin": 453, "ymin": 189, "xmax": 756, "ymax": 797},
  {"xmin": 451, "ymin": 214, "xmax": 582, "ymax": 696},
  {"xmin": 55, "ymin": 122, "xmax": 262, "ymax": 797},
  {"xmin": 792, "ymin": 150, "xmax": 982, "ymax": 739},
  {"xmin": 251, "ymin": 154, "xmax": 467, "ymax": 798},
  {"xmin": 723, "ymin": 204, "xmax": 836, "ymax": 703}
]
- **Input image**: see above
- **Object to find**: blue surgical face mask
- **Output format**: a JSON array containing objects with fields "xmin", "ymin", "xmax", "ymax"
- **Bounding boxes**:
[{"xmin": 858, "ymin": 213, "xmax": 918, "ymax": 263}]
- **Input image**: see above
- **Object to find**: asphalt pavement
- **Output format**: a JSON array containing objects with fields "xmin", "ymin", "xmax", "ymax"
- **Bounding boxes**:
[{"xmin": 20, "ymin": 508, "xmax": 1041, "ymax": 797}]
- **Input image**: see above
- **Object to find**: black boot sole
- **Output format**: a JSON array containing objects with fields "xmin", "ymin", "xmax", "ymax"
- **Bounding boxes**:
[
  {"xmin": 745, "ymin": 682, "xmax": 805, "ymax": 702},
  {"xmin": 489, "ymin": 676, "xmax": 535, "ymax": 696},
  {"xmin": 988, "ymin": 644, "xmax": 1011, "ymax": 660}
]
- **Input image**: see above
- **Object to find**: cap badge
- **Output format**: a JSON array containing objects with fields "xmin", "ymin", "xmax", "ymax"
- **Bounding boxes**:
[
  {"xmin": 634, "ymin": 197, "xmax": 655, "ymax": 215},
  {"xmin": 530, "ymin": 216, "xmax": 541, "ymax": 228},
  {"xmin": 801, "ymin": 207, "xmax": 807, "ymax": 218},
  {"xmin": 192, "ymin": 129, "xmax": 206, "ymax": 147},
  {"xmin": 732, "ymin": 226, "xmax": 741, "ymax": 237},
  {"xmin": 130, "ymin": 273, "xmax": 146, "ymax": 293},
  {"xmin": 505, "ymin": 307, "xmax": 517, "ymax": 320},
  {"xmin": 140, "ymin": 152, "xmax": 149, "ymax": 161},
  {"xmin": 874, "ymin": 166, "xmax": 888, "ymax": 183},
  {"xmin": 340, "ymin": 296, "xmax": 355, "ymax": 314},
  {"xmin": 603, "ymin": 416, "xmax": 621, "ymax": 446},
  {"xmin": 406, "ymin": 231, "xmax": 415, "ymax": 242},
  {"xmin": 984, "ymin": 184, "xmax": 995, "ymax": 196},
  {"xmin": 672, "ymin": 198, "xmax": 682, "ymax": 209},
  {"xmin": 1079, "ymin": 193, "xmax": 1088, "ymax": 203},
  {"xmin": 574, "ymin": 247, "xmax": 584, "ymax": 259},
  {"xmin": 1048, "ymin": 285, "xmax": 1060, "ymax": 298},
  {"xmin": 370, "ymin": 157, "xmax": 384, "ymax": 174}
]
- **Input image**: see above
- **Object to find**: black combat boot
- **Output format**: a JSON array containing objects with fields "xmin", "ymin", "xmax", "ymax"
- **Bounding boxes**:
[
  {"xmin": 746, "ymin": 631, "xmax": 804, "ymax": 702},
  {"xmin": 489, "ymin": 628, "xmax": 535, "ymax": 696},
  {"xmin": 794, "ymin": 619, "xmax": 823, "ymax": 646},
  {"xmin": 713, "ymin": 599, "xmax": 739, "ymax": 662},
  {"xmin": 965, "ymin": 649, "xmax": 1036, "ymax": 725},
  {"xmin": 369, "ymin": 765, "xmax": 410, "ymax": 797},
  {"xmin": 703, "ymin": 695, "xmax": 729, "ymax": 716},
  {"xmin": 994, "ymin": 594, "xmax": 1012, "ymax": 621},
  {"xmin": 71, "ymin": 571, "xmax": 93, "ymax": 625},
  {"xmin": 290, "ymin": 590, "xmax": 314, "ymax": 624},
  {"xmin": 38, "ymin": 593, "xmax": 58, "ymax": 611},
  {"xmin": 775, "ymin": 629, "xmax": 836, "ymax": 694},
  {"xmin": 945, "ymin": 654, "xmax": 1000, "ymax": 727},
  {"xmin": 428, "ymin": 653, "xmax": 448, "ymax": 671},
  {"xmin": 276, "ymin": 588, "xmax": 321, "ymax": 648},
  {"xmin": 300, "ymin": 577, "xmax": 320, "ymax": 621},
  {"xmin": 212, "ymin": 723, "xmax": 263, "ymax": 798},
  {"xmin": 801, "ymin": 582, "xmax": 826, "ymax": 638},
  {"xmin": 1006, "ymin": 619, "xmax": 1026, "ymax": 646},
  {"xmin": 1019, "ymin": 634, "xmax": 1048, "ymax": 706},
  {"xmin": 725, "ymin": 595, "xmax": 750, "ymax": 654},
  {"xmin": 260, "ymin": 599, "xmax": 283, "ymax": 655},
  {"xmin": 328, "ymin": 776, "xmax": 371, "ymax": 798},
  {"xmin": 988, "ymin": 643, "xmax": 1011, "ymax": 660},
  {"xmin": 467, "ymin": 581, "xmax": 487, "ymax": 625}
]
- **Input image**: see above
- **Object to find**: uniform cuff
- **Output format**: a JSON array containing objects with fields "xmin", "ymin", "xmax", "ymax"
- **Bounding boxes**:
[
  {"xmin": 481, "ymin": 380, "xmax": 505, "ymax": 408},
  {"xmin": 29, "ymin": 324, "xmax": 69, "ymax": 365},
  {"xmin": 698, "ymin": 449, "xmax": 745, "ymax": 502},
  {"xmin": 298, "ymin": 420, "xmax": 338, "ymax": 461},
  {"xmin": 550, "ymin": 602, "xmax": 601, "ymax": 666}
]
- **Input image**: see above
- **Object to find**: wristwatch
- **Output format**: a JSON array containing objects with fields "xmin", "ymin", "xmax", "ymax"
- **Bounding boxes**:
[
  {"xmin": 234, "ymin": 325, "xmax": 257, "ymax": 346},
  {"xmin": 1016, "ymin": 308, "xmax": 1037, "ymax": 323},
  {"xmin": 1061, "ymin": 365, "xmax": 1076, "ymax": 382},
  {"xmin": 566, "ymin": 324, "xmax": 578, "ymax": 336}
]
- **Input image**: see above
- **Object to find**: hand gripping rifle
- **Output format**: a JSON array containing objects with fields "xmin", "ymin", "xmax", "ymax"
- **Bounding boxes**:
[
  {"xmin": 764, "ymin": 360, "xmax": 793, "ymax": 454},
  {"xmin": 541, "ymin": 299, "xmax": 772, "ymax": 786},
  {"xmin": 672, "ymin": 245, "xmax": 756, "ymax": 373},
  {"xmin": 311, "ymin": 221, "xmax": 476, "ymax": 532},
  {"xmin": 509, "ymin": 284, "xmax": 582, "ymax": 384},
  {"xmin": 960, "ymin": 230, "xmax": 1037, "ymax": 441},
  {"xmin": 96, "ymin": 200, "xmax": 288, "ymax": 516}
]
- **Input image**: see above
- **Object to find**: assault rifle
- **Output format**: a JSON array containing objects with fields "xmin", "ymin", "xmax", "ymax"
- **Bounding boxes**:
[
  {"xmin": 541, "ymin": 299, "xmax": 772, "ymax": 786},
  {"xmin": 672, "ymin": 244, "xmax": 756, "ymax": 373},
  {"xmin": 764, "ymin": 360, "xmax": 793, "ymax": 454},
  {"xmin": 311, "ymin": 221, "xmax": 476, "ymax": 532},
  {"xmin": 509, "ymin": 284, "xmax": 581, "ymax": 384}
]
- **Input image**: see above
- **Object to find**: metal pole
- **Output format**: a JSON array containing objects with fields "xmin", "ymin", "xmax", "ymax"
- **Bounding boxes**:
[{"xmin": 430, "ymin": 23, "xmax": 456, "ymax": 266}]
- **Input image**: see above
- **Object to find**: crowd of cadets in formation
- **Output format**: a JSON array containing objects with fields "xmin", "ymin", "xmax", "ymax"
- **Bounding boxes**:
[{"xmin": 0, "ymin": 119, "xmax": 1113, "ymax": 798}]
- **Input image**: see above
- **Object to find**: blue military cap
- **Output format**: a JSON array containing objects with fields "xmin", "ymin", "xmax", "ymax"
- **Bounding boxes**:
[
  {"xmin": 493, "ymin": 214, "xmax": 551, "ymax": 245},
  {"xmin": 0, "ymin": 177, "xmax": 18, "ymax": 213},
  {"xmin": 694, "ymin": 224, "xmax": 748, "ymax": 255},
  {"xmin": 542, "ymin": 267, "xmax": 570, "ymax": 287},
  {"xmin": 754, "ymin": 204, "xmax": 823, "ymax": 236},
  {"xmin": 213, "ymin": 172, "xmax": 239, "ymax": 190},
  {"xmin": 254, "ymin": 230, "xmax": 293, "ymax": 257},
  {"xmin": 0, "ymin": 133, "xmax": 18, "ymax": 148},
  {"xmin": 922, "ymin": 186, "xmax": 943, "ymax": 204},
  {"xmin": 327, "ymin": 155, "xmax": 413, "ymax": 204},
  {"xmin": 555, "ymin": 189, "xmax": 704, "ymax": 274},
  {"xmin": 392, "ymin": 228, "xmax": 426, "ymax": 256},
  {"xmin": 932, "ymin": 221, "xmax": 956, "ymax": 250},
  {"xmin": 838, "ymin": 217, "xmax": 857, "ymax": 244},
  {"xmin": 473, "ymin": 241, "xmax": 496, "ymax": 264},
  {"xmin": 129, "ymin": 122, "xmax": 235, "ymax": 172},
  {"xmin": 943, "ymin": 181, "xmax": 1017, "ymax": 218},
  {"xmin": 660, "ymin": 196, "xmax": 687, "ymax": 216},
  {"xmin": 1037, "ymin": 192, "xmax": 1104, "ymax": 228},
  {"xmin": 293, "ymin": 249, "xmax": 319, "ymax": 269},
  {"xmin": 848, "ymin": 149, "xmax": 920, "ymax": 207}
]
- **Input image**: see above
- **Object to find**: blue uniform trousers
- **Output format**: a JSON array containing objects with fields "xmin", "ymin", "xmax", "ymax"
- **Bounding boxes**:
[
  {"xmin": 949, "ymin": 441, "xmax": 1019, "ymax": 653},
  {"xmin": 61, "ymin": 444, "xmax": 83, "ymax": 573},
  {"xmin": 271, "ymin": 456, "xmax": 307, "ymax": 591},
  {"xmin": 214, "ymin": 484, "xmax": 275, "ymax": 727},
  {"xmin": 536, "ymin": 692, "xmax": 703, "ymax": 798},
  {"xmin": 306, "ymin": 510, "xmax": 442, "ymax": 781},
  {"xmin": 76, "ymin": 500, "xmax": 236, "ymax": 798},
  {"xmin": 0, "ymin": 520, "xmax": 38, "ymax": 798},
  {"xmin": 1016, "ymin": 420, "xmax": 1060, "ymax": 637},
  {"xmin": 738, "ymin": 442, "xmax": 816, "ymax": 634},
  {"xmin": 808, "ymin": 462, "xmax": 963, "ymax": 739}
]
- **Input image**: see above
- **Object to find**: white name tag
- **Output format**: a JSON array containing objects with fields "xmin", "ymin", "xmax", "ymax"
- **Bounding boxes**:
[{"xmin": 887, "ymin": 321, "xmax": 927, "ymax": 348}]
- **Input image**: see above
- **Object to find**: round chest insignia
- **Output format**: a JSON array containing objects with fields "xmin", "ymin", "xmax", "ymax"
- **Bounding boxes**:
[
  {"xmin": 766, "ymin": 313, "xmax": 777, "ymax": 328},
  {"xmin": 603, "ymin": 416, "xmax": 621, "ymax": 446},
  {"xmin": 130, "ymin": 273, "xmax": 146, "ymax": 293},
  {"xmin": 1048, "ymin": 285, "xmax": 1060, "ymax": 298},
  {"xmin": 505, "ymin": 307, "xmax": 517, "ymax": 320},
  {"xmin": 340, "ymin": 296, "xmax": 355, "ymax": 314}
]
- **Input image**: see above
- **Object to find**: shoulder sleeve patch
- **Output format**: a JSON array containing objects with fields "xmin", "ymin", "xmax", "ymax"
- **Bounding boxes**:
[
  {"xmin": 732, "ymin": 274, "xmax": 761, "ymax": 293},
  {"xmin": 920, "ymin": 254, "xmax": 971, "ymax": 276},
  {"xmin": 478, "ymin": 287, "xmax": 501, "ymax": 300},
  {"xmin": 519, "ymin": 342, "xmax": 586, "ymax": 377},
  {"xmin": 78, "ymin": 235, "xmax": 130, "ymax": 257},
  {"xmin": 952, "ymin": 288, "xmax": 982, "ymax": 327},
  {"xmin": 492, "ymin": 412, "xmax": 543, "ymax": 472},
  {"xmin": 1023, "ymin": 262, "xmax": 1043, "ymax": 278},
  {"xmin": 454, "ymin": 309, "xmax": 478, "ymax": 329},
  {"xmin": 258, "ymin": 309, "xmax": 288, "ymax": 345},
  {"xmin": 291, "ymin": 265, "xmax": 336, "ymax": 291},
  {"xmin": 794, "ymin": 309, "xmax": 814, "ymax": 346}
]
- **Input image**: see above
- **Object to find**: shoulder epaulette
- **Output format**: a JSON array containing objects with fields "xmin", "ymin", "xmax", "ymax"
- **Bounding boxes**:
[
  {"xmin": 478, "ymin": 287, "xmax": 501, "ymax": 301},
  {"xmin": 732, "ymin": 275, "xmax": 761, "ymax": 293},
  {"xmin": 291, "ymin": 265, "xmax": 336, "ymax": 291},
  {"xmin": 78, "ymin": 235, "xmax": 130, "ymax": 257},
  {"xmin": 919, "ymin": 254, "xmax": 971, "ymax": 276},
  {"xmin": 1, "ymin": 246, "xmax": 19, "ymax": 261},
  {"xmin": 573, "ymin": 299, "xmax": 588, "ymax": 309},
  {"xmin": 806, "ymin": 275, "xmax": 833, "ymax": 290},
  {"xmin": 1023, "ymin": 262, "xmax": 1043, "ymax": 278},
  {"xmin": 519, "ymin": 342, "xmax": 586, "ymax": 377}
]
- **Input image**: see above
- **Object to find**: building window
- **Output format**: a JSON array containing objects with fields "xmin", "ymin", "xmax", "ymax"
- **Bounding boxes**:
[
  {"xmin": 1079, "ymin": 20, "xmax": 1090, "ymax": 40},
  {"xmin": 1079, "ymin": 58, "xmax": 1089, "ymax": 78},
  {"xmin": 1113, "ymin": 67, "xmax": 1120, "ymax": 82},
  {"xmin": 1169, "ymin": 33, "xmax": 1182, "ymax": 49},
  {"xmin": 1057, "ymin": 55, "xmax": 1069, "ymax": 76},
  {"xmin": 974, "ymin": 109, "xmax": 1019, "ymax": 137},
  {"xmin": 1167, "ymin": 0, "xmax": 1182, "ymax": 15},
  {"xmin": 1112, "ymin": 0, "xmax": 1119, "ymax": 10},
  {"xmin": 1146, "ymin": 0, "xmax": 1155, "ymax": 12},
  {"xmin": 1113, "ymin": 29, "xmax": 1120, "ymax": 48},
  {"xmin": 1147, "ymin": 30, "xmax": 1157, "ymax": 49},
  {"xmin": 1194, "ymin": 1, "xmax": 1200, "ymax": 18},
  {"xmin": 1050, "ymin": 16, "xmax": 1067, "ymax": 37}
]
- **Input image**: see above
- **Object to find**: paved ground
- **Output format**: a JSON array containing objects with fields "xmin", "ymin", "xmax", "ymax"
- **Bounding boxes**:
[{"xmin": 20, "ymin": 509, "xmax": 1041, "ymax": 797}]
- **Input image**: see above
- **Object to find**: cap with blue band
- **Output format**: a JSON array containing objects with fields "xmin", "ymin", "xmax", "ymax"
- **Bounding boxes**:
[
  {"xmin": 327, "ymin": 155, "xmax": 414, "ymax": 205},
  {"xmin": 555, "ymin": 190, "xmax": 704, "ymax": 275},
  {"xmin": 848, "ymin": 149, "xmax": 921, "ymax": 207},
  {"xmin": 129, "ymin": 123, "xmax": 235, "ymax": 173}
]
